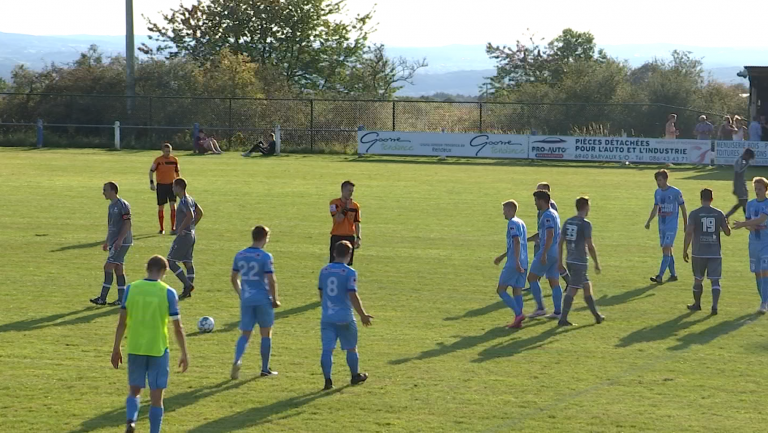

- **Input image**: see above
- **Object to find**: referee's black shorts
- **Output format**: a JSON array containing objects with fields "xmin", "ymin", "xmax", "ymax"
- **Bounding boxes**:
[
  {"xmin": 330, "ymin": 235, "xmax": 356, "ymax": 266},
  {"xmin": 156, "ymin": 183, "xmax": 176, "ymax": 206}
]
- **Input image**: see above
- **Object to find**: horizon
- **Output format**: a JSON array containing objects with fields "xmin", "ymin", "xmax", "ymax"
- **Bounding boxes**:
[{"xmin": 2, "ymin": 0, "xmax": 768, "ymax": 48}]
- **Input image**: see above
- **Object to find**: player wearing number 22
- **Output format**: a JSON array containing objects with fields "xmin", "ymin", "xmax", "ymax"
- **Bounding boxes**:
[
  {"xmin": 230, "ymin": 226, "xmax": 281, "ymax": 379},
  {"xmin": 682, "ymin": 188, "xmax": 730, "ymax": 315},
  {"xmin": 645, "ymin": 169, "xmax": 688, "ymax": 284},
  {"xmin": 318, "ymin": 240, "xmax": 373, "ymax": 391},
  {"xmin": 733, "ymin": 177, "xmax": 768, "ymax": 314}
]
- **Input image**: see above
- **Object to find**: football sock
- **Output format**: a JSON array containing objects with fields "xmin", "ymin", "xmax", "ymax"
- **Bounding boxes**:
[
  {"xmin": 692, "ymin": 282, "xmax": 703, "ymax": 306},
  {"xmin": 234, "ymin": 335, "xmax": 249, "ymax": 364},
  {"xmin": 498, "ymin": 291, "xmax": 517, "ymax": 314},
  {"xmin": 149, "ymin": 406, "xmax": 163, "ymax": 433},
  {"xmin": 169, "ymin": 260, "xmax": 192, "ymax": 288},
  {"xmin": 100, "ymin": 271, "xmax": 114, "ymax": 300},
  {"xmin": 116, "ymin": 274, "xmax": 126, "ymax": 303},
  {"xmin": 321, "ymin": 350, "xmax": 333, "ymax": 379},
  {"xmin": 170, "ymin": 208, "xmax": 176, "ymax": 230},
  {"xmin": 658, "ymin": 255, "xmax": 671, "ymax": 278},
  {"xmin": 757, "ymin": 278, "xmax": 763, "ymax": 303},
  {"xmin": 530, "ymin": 280, "xmax": 545, "ymax": 310},
  {"xmin": 551, "ymin": 285, "xmax": 563, "ymax": 314},
  {"xmin": 513, "ymin": 294, "xmax": 524, "ymax": 316},
  {"xmin": 584, "ymin": 295, "xmax": 600, "ymax": 319},
  {"xmin": 560, "ymin": 293, "xmax": 574, "ymax": 322},
  {"xmin": 184, "ymin": 263, "xmax": 195, "ymax": 285},
  {"xmin": 669, "ymin": 255, "xmax": 677, "ymax": 276},
  {"xmin": 260, "ymin": 337, "xmax": 271, "ymax": 372},
  {"xmin": 346, "ymin": 351, "xmax": 359, "ymax": 375},
  {"xmin": 711, "ymin": 281, "xmax": 721, "ymax": 310},
  {"xmin": 158, "ymin": 209, "xmax": 164, "ymax": 231},
  {"xmin": 126, "ymin": 395, "xmax": 140, "ymax": 422},
  {"xmin": 761, "ymin": 277, "xmax": 768, "ymax": 305}
]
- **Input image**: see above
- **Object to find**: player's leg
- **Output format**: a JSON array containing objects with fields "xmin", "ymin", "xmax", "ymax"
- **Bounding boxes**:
[
  {"xmin": 741, "ymin": 198, "xmax": 748, "ymax": 217},
  {"xmin": 688, "ymin": 258, "xmax": 704, "ymax": 311},
  {"xmin": 168, "ymin": 237, "xmax": 194, "ymax": 297},
  {"xmin": 92, "ymin": 261, "xmax": 115, "ymax": 305},
  {"xmin": 157, "ymin": 205, "xmax": 165, "ymax": 235},
  {"xmin": 708, "ymin": 258, "xmax": 722, "ymax": 314},
  {"xmin": 582, "ymin": 282, "xmax": 604, "ymax": 323},
  {"xmin": 258, "ymin": 304, "xmax": 277, "ymax": 376},
  {"xmin": 496, "ymin": 268, "xmax": 518, "ymax": 315},
  {"xmin": 346, "ymin": 235, "xmax": 357, "ymax": 266},
  {"xmin": 340, "ymin": 321, "xmax": 367, "ymax": 385},
  {"xmin": 329, "ymin": 236, "xmax": 338, "ymax": 263},
  {"xmin": 320, "ymin": 322, "xmax": 336, "ymax": 390},
  {"xmin": 146, "ymin": 351, "xmax": 169, "ymax": 433},
  {"xmin": 184, "ymin": 262, "xmax": 195, "ymax": 285},
  {"xmin": 545, "ymin": 256, "xmax": 563, "ymax": 318},
  {"xmin": 652, "ymin": 238, "xmax": 673, "ymax": 283},
  {"xmin": 126, "ymin": 354, "xmax": 148, "ymax": 432},
  {"xmin": 112, "ymin": 261, "xmax": 128, "ymax": 306},
  {"xmin": 559, "ymin": 263, "xmax": 583, "ymax": 326},
  {"xmin": 668, "ymin": 246, "xmax": 678, "ymax": 280},
  {"xmin": 168, "ymin": 195, "xmax": 177, "ymax": 235},
  {"xmin": 232, "ymin": 304, "xmax": 255, "ymax": 379},
  {"xmin": 760, "ymin": 255, "xmax": 768, "ymax": 313},
  {"xmin": 510, "ymin": 286, "xmax": 526, "ymax": 328},
  {"xmin": 527, "ymin": 254, "xmax": 547, "ymax": 316}
]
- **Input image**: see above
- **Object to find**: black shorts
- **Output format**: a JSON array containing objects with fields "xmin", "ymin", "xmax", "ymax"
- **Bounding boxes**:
[
  {"xmin": 156, "ymin": 183, "xmax": 176, "ymax": 206},
  {"xmin": 330, "ymin": 235, "xmax": 356, "ymax": 266}
]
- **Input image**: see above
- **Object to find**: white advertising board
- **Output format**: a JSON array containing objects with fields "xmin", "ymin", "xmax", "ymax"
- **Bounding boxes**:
[
  {"xmin": 715, "ymin": 141, "xmax": 768, "ymax": 166},
  {"xmin": 357, "ymin": 131, "xmax": 529, "ymax": 159}
]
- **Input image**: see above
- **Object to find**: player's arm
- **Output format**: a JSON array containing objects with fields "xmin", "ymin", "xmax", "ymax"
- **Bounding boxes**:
[
  {"xmin": 110, "ymin": 309, "xmax": 128, "ymax": 369},
  {"xmin": 680, "ymin": 203, "xmax": 688, "ymax": 230},
  {"xmin": 557, "ymin": 235, "xmax": 565, "ymax": 271},
  {"xmin": 512, "ymin": 236, "xmax": 523, "ymax": 272},
  {"xmin": 230, "ymin": 270, "xmax": 241, "ymax": 298},
  {"xmin": 331, "ymin": 202, "xmax": 344, "ymax": 222},
  {"xmin": 586, "ymin": 237, "xmax": 601, "ymax": 272},
  {"xmin": 168, "ymin": 289, "xmax": 188, "ymax": 372},
  {"xmin": 349, "ymin": 292, "xmax": 373, "ymax": 326},
  {"xmin": 645, "ymin": 204, "xmax": 659, "ymax": 229},
  {"xmin": 266, "ymin": 273, "xmax": 280, "ymax": 308},
  {"xmin": 115, "ymin": 213, "xmax": 131, "ymax": 247},
  {"xmin": 735, "ymin": 213, "xmax": 768, "ymax": 229},
  {"xmin": 149, "ymin": 162, "xmax": 157, "ymax": 190},
  {"xmin": 526, "ymin": 233, "xmax": 539, "ymax": 243},
  {"xmin": 541, "ymin": 228, "xmax": 554, "ymax": 264},
  {"xmin": 193, "ymin": 203, "xmax": 204, "ymax": 225},
  {"xmin": 721, "ymin": 216, "xmax": 732, "ymax": 236},
  {"xmin": 682, "ymin": 222, "xmax": 694, "ymax": 262}
]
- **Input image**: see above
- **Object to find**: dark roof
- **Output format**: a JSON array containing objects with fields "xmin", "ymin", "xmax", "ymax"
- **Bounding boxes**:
[{"xmin": 745, "ymin": 66, "xmax": 768, "ymax": 77}]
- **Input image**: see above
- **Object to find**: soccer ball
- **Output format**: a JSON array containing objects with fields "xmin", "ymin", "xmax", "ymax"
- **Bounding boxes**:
[{"xmin": 197, "ymin": 316, "xmax": 215, "ymax": 333}]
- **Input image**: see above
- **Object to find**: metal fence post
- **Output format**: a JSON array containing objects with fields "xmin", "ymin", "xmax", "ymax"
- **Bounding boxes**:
[
  {"xmin": 228, "ymin": 98, "xmax": 233, "ymax": 143},
  {"xmin": 479, "ymin": 102, "xmax": 483, "ymax": 132},
  {"xmin": 114, "ymin": 121, "xmax": 121, "ymax": 150},
  {"xmin": 275, "ymin": 124, "xmax": 281, "ymax": 155},
  {"xmin": 392, "ymin": 101, "xmax": 396, "ymax": 131},
  {"xmin": 36, "ymin": 119, "xmax": 43, "ymax": 148},
  {"xmin": 310, "ymin": 99, "xmax": 315, "ymax": 151},
  {"xmin": 193, "ymin": 123, "xmax": 199, "ymax": 151}
]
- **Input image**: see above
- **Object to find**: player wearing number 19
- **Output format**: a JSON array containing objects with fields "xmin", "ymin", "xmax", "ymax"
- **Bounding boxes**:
[
  {"xmin": 318, "ymin": 241, "xmax": 373, "ymax": 391},
  {"xmin": 682, "ymin": 188, "xmax": 730, "ymax": 315},
  {"xmin": 230, "ymin": 226, "xmax": 281, "ymax": 379}
]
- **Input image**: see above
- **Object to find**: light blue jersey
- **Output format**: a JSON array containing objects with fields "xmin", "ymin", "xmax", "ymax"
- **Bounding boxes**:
[
  {"xmin": 232, "ymin": 247, "xmax": 274, "ymax": 306},
  {"xmin": 506, "ymin": 217, "xmax": 528, "ymax": 270},
  {"xmin": 746, "ymin": 199, "xmax": 768, "ymax": 247},
  {"xmin": 538, "ymin": 208, "xmax": 561, "ymax": 257},
  {"xmin": 655, "ymin": 186, "xmax": 685, "ymax": 230},
  {"xmin": 319, "ymin": 263, "xmax": 358, "ymax": 323}
]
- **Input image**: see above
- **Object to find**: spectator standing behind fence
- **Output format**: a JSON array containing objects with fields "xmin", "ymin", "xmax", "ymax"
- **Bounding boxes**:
[
  {"xmin": 733, "ymin": 116, "xmax": 747, "ymax": 141},
  {"xmin": 718, "ymin": 116, "xmax": 738, "ymax": 141},
  {"xmin": 242, "ymin": 134, "xmax": 277, "ymax": 158},
  {"xmin": 749, "ymin": 116, "xmax": 763, "ymax": 142},
  {"xmin": 194, "ymin": 131, "xmax": 223, "ymax": 155},
  {"xmin": 694, "ymin": 115, "xmax": 715, "ymax": 140},
  {"xmin": 665, "ymin": 114, "xmax": 679, "ymax": 139}
]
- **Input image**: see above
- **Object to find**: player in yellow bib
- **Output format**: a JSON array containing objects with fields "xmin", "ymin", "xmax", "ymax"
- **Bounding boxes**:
[{"xmin": 111, "ymin": 255, "xmax": 189, "ymax": 433}]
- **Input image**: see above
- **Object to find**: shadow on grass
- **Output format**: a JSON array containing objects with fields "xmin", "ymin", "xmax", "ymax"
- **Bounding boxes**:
[
  {"xmin": 50, "ymin": 234, "xmax": 157, "ymax": 253},
  {"xmin": 0, "ymin": 306, "xmax": 119, "ymax": 334},
  {"xmin": 595, "ymin": 284, "xmax": 658, "ymax": 307},
  {"xmin": 187, "ymin": 301, "xmax": 321, "ymax": 338},
  {"xmin": 616, "ymin": 311, "xmax": 712, "ymax": 348},
  {"xmin": 389, "ymin": 320, "xmax": 549, "ymax": 366},
  {"xmin": 187, "ymin": 387, "xmax": 346, "ymax": 432},
  {"xmin": 669, "ymin": 313, "xmax": 757, "ymax": 351},
  {"xmin": 472, "ymin": 323, "xmax": 586, "ymax": 363},
  {"xmin": 444, "ymin": 301, "xmax": 506, "ymax": 321},
  {"xmin": 679, "ymin": 167, "xmax": 740, "ymax": 182},
  {"xmin": 70, "ymin": 376, "xmax": 263, "ymax": 432}
]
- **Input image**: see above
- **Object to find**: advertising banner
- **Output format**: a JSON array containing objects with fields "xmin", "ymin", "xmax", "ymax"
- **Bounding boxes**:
[
  {"xmin": 528, "ymin": 136, "xmax": 709, "ymax": 164},
  {"xmin": 715, "ymin": 141, "xmax": 768, "ymax": 166},
  {"xmin": 357, "ymin": 131, "xmax": 529, "ymax": 159}
]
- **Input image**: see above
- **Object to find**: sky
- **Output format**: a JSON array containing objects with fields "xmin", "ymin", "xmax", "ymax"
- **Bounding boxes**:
[{"xmin": 1, "ymin": 0, "xmax": 766, "ymax": 48}]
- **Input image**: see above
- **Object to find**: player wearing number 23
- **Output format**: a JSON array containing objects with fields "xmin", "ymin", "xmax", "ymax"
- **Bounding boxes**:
[
  {"xmin": 318, "ymin": 241, "xmax": 373, "ymax": 391},
  {"xmin": 230, "ymin": 226, "xmax": 281, "ymax": 380}
]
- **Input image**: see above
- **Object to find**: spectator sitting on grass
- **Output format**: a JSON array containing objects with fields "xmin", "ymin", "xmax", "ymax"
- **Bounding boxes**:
[
  {"xmin": 195, "ymin": 130, "xmax": 223, "ymax": 154},
  {"xmin": 242, "ymin": 133, "xmax": 277, "ymax": 157}
]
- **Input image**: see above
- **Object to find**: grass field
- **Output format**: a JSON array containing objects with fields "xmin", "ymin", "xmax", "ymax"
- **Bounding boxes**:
[{"xmin": 2, "ymin": 148, "xmax": 767, "ymax": 432}]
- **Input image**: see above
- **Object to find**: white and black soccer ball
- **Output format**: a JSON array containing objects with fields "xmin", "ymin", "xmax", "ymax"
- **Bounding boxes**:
[{"xmin": 197, "ymin": 316, "xmax": 215, "ymax": 333}]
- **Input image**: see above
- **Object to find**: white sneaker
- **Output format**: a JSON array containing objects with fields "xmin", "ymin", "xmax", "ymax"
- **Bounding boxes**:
[
  {"xmin": 528, "ymin": 309, "xmax": 547, "ymax": 318},
  {"xmin": 545, "ymin": 312, "xmax": 561, "ymax": 319},
  {"xmin": 231, "ymin": 361, "xmax": 242, "ymax": 380},
  {"xmin": 759, "ymin": 304, "xmax": 767, "ymax": 315},
  {"xmin": 241, "ymin": 152, "xmax": 251, "ymax": 157}
]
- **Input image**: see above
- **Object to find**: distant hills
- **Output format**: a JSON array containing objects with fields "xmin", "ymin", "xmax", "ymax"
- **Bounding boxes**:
[{"xmin": 0, "ymin": 32, "xmax": 760, "ymax": 97}]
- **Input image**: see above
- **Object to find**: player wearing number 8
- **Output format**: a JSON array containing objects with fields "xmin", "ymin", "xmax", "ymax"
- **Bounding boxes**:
[
  {"xmin": 682, "ymin": 189, "xmax": 730, "ymax": 315},
  {"xmin": 230, "ymin": 226, "xmax": 281, "ymax": 380},
  {"xmin": 318, "ymin": 241, "xmax": 373, "ymax": 391}
]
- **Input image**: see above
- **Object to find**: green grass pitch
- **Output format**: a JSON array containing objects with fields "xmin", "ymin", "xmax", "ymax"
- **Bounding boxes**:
[{"xmin": 1, "ymin": 148, "xmax": 767, "ymax": 432}]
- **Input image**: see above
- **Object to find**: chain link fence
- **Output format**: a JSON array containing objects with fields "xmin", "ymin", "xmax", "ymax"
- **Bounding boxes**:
[{"xmin": 0, "ymin": 93, "xmax": 733, "ymax": 152}]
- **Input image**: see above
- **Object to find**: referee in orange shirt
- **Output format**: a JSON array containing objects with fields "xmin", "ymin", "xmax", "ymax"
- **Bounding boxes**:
[
  {"xmin": 329, "ymin": 180, "xmax": 361, "ymax": 265},
  {"xmin": 149, "ymin": 142, "xmax": 180, "ymax": 234}
]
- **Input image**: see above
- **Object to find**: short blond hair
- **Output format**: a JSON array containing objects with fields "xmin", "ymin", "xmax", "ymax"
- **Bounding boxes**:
[
  {"xmin": 536, "ymin": 182, "xmax": 551, "ymax": 192},
  {"xmin": 502, "ymin": 200, "xmax": 518, "ymax": 211},
  {"xmin": 753, "ymin": 177, "xmax": 768, "ymax": 189}
]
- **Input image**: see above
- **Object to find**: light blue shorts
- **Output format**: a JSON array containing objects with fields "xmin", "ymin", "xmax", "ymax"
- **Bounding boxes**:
[
  {"xmin": 499, "ymin": 266, "xmax": 527, "ymax": 289},
  {"xmin": 128, "ymin": 349, "xmax": 169, "ymax": 390},
  {"xmin": 240, "ymin": 303, "xmax": 275, "ymax": 331},
  {"xmin": 529, "ymin": 252, "xmax": 559, "ymax": 280},
  {"xmin": 749, "ymin": 244, "xmax": 768, "ymax": 273},
  {"xmin": 659, "ymin": 229, "xmax": 677, "ymax": 247},
  {"xmin": 321, "ymin": 321, "xmax": 358, "ymax": 351}
]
